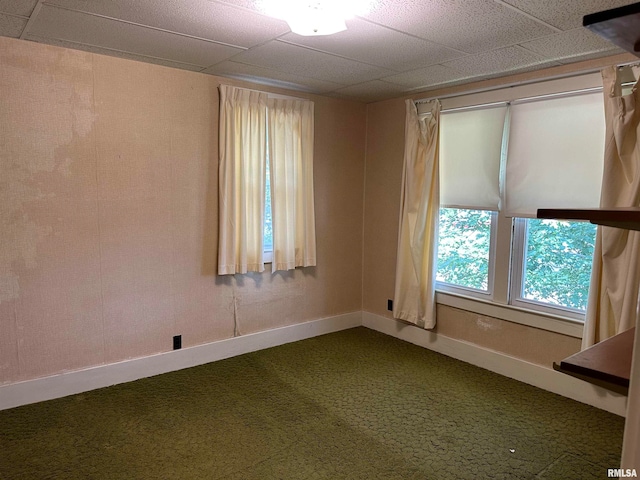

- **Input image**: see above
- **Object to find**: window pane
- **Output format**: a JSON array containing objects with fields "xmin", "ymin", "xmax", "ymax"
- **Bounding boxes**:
[
  {"xmin": 436, "ymin": 208, "xmax": 492, "ymax": 291},
  {"xmin": 522, "ymin": 219, "xmax": 596, "ymax": 311},
  {"xmin": 264, "ymin": 159, "xmax": 273, "ymax": 250}
]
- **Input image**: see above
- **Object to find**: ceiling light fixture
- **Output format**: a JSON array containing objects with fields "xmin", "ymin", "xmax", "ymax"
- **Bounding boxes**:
[{"xmin": 260, "ymin": 0, "xmax": 373, "ymax": 36}]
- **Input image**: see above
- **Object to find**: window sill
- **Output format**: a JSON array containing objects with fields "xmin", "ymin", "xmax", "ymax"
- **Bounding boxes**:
[{"xmin": 435, "ymin": 290, "xmax": 584, "ymax": 339}]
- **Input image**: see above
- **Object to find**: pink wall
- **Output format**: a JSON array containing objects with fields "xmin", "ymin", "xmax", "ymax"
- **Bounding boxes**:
[
  {"xmin": 362, "ymin": 97, "xmax": 582, "ymax": 367},
  {"xmin": 0, "ymin": 37, "xmax": 366, "ymax": 384},
  {"xmin": 2, "ymin": 34, "xmax": 617, "ymax": 386},
  {"xmin": 359, "ymin": 53, "xmax": 636, "ymax": 367}
]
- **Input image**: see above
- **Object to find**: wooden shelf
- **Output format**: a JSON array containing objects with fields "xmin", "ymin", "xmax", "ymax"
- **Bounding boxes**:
[
  {"xmin": 538, "ymin": 208, "xmax": 639, "ymax": 395},
  {"xmin": 537, "ymin": 207, "xmax": 640, "ymax": 231},
  {"xmin": 583, "ymin": 2, "xmax": 640, "ymax": 57},
  {"xmin": 553, "ymin": 328, "xmax": 634, "ymax": 396}
]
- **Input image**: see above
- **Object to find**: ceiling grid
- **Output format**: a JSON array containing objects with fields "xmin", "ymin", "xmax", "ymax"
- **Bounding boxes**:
[{"xmin": 0, "ymin": 0, "xmax": 634, "ymax": 102}]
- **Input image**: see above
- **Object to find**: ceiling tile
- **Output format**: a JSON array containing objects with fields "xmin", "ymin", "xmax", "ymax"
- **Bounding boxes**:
[
  {"xmin": 362, "ymin": 0, "xmax": 555, "ymax": 53},
  {"xmin": 231, "ymin": 40, "xmax": 395, "ymax": 84},
  {"xmin": 204, "ymin": 60, "xmax": 344, "ymax": 93},
  {"xmin": 331, "ymin": 80, "xmax": 408, "ymax": 102},
  {"xmin": 0, "ymin": 14, "xmax": 27, "ymax": 37},
  {"xmin": 25, "ymin": 35, "xmax": 207, "ymax": 72},
  {"xmin": 27, "ymin": 5, "xmax": 244, "ymax": 67},
  {"xmin": 213, "ymin": 0, "xmax": 263, "ymax": 13},
  {"xmin": 280, "ymin": 17, "xmax": 464, "ymax": 71},
  {"xmin": 44, "ymin": 0, "xmax": 289, "ymax": 48},
  {"xmin": 382, "ymin": 64, "xmax": 470, "ymax": 89},
  {"xmin": 442, "ymin": 46, "xmax": 552, "ymax": 77},
  {"xmin": 519, "ymin": 28, "xmax": 624, "ymax": 62},
  {"xmin": 501, "ymin": 0, "xmax": 638, "ymax": 30},
  {"xmin": 556, "ymin": 48, "xmax": 627, "ymax": 65},
  {"xmin": 0, "ymin": 0, "xmax": 38, "ymax": 17},
  {"xmin": 0, "ymin": 0, "xmax": 630, "ymax": 103}
]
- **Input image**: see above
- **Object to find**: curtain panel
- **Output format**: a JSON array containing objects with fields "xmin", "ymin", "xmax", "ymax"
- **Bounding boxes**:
[
  {"xmin": 218, "ymin": 85, "xmax": 268, "ymax": 275},
  {"xmin": 268, "ymin": 98, "xmax": 316, "ymax": 271},
  {"xmin": 218, "ymin": 85, "xmax": 316, "ymax": 275},
  {"xmin": 393, "ymin": 99, "xmax": 441, "ymax": 329},
  {"xmin": 583, "ymin": 66, "xmax": 640, "ymax": 348}
]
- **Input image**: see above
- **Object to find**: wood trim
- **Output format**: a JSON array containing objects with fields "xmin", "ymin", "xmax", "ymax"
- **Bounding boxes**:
[
  {"xmin": 552, "ymin": 327, "xmax": 634, "ymax": 396},
  {"xmin": 538, "ymin": 207, "xmax": 640, "ymax": 231}
]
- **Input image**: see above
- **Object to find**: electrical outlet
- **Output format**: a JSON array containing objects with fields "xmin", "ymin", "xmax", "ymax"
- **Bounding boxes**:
[
  {"xmin": 173, "ymin": 335, "xmax": 182, "ymax": 350},
  {"xmin": 387, "ymin": 299, "xmax": 393, "ymax": 311}
]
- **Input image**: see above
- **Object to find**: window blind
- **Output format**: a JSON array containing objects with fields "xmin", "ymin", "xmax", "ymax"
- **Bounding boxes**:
[
  {"xmin": 440, "ymin": 105, "xmax": 507, "ymax": 210},
  {"xmin": 504, "ymin": 92, "xmax": 605, "ymax": 218}
]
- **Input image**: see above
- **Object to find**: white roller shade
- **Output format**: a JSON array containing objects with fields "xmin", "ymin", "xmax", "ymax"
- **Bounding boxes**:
[
  {"xmin": 504, "ymin": 92, "xmax": 605, "ymax": 217},
  {"xmin": 440, "ymin": 105, "xmax": 507, "ymax": 210}
]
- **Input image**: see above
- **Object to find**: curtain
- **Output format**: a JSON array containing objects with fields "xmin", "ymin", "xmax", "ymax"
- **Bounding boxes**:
[
  {"xmin": 218, "ymin": 85, "xmax": 268, "ymax": 275},
  {"xmin": 393, "ymin": 99, "xmax": 441, "ymax": 329},
  {"xmin": 268, "ymin": 97, "xmax": 316, "ymax": 271},
  {"xmin": 583, "ymin": 66, "xmax": 640, "ymax": 348}
]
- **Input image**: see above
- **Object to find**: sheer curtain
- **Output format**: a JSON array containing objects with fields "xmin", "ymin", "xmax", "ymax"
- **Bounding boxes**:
[
  {"xmin": 393, "ymin": 99, "xmax": 441, "ymax": 328},
  {"xmin": 218, "ymin": 85, "xmax": 267, "ymax": 275},
  {"xmin": 268, "ymin": 97, "xmax": 316, "ymax": 271},
  {"xmin": 583, "ymin": 66, "xmax": 640, "ymax": 349}
]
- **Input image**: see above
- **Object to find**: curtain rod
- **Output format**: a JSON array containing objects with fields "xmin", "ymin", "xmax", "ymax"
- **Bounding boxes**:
[
  {"xmin": 418, "ymin": 87, "xmax": 603, "ymax": 116},
  {"xmin": 414, "ymin": 60, "xmax": 640, "ymax": 106},
  {"xmin": 219, "ymin": 82, "xmax": 309, "ymax": 102}
]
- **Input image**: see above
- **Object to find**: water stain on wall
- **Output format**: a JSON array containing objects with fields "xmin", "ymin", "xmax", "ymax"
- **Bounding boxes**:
[
  {"xmin": 476, "ymin": 316, "xmax": 500, "ymax": 332},
  {"xmin": 0, "ymin": 43, "xmax": 95, "ymax": 304}
]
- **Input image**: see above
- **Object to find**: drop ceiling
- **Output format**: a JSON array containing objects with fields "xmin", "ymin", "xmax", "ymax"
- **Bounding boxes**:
[{"xmin": 0, "ymin": 0, "xmax": 635, "ymax": 102}]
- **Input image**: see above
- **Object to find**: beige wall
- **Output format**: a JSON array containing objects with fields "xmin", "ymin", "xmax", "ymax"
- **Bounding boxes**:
[
  {"xmin": 2, "ymin": 34, "xmax": 631, "ymax": 386},
  {"xmin": 360, "ymin": 55, "xmax": 639, "ymax": 368},
  {"xmin": 0, "ymin": 36, "xmax": 366, "ymax": 384}
]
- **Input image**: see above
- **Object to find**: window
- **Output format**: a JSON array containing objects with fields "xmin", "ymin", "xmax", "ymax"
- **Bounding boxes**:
[
  {"xmin": 435, "ymin": 101, "xmax": 505, "ymax": 299},
  {"xmin": 436, "ymin": 208, "xmax": 496, "ymax": 296},
  {"xmin": 264, "ymin": 156, "xmax": 273, "ymax": 263},
  {"xmin": 217, "ymin": 85, "xmax": 315, "ymax": 275},
  {"xmin": 511, "ymin": 218, "xmax": 597, "ymax": 318},
  {"xmin": 434, "ymin": 75, "xmax": 605, "ymax": 324}
]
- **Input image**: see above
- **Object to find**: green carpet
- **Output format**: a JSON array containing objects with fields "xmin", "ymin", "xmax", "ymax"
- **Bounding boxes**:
[{"xmin": 0, "ymin": 327, "xmax": 624, "ymax": 479}]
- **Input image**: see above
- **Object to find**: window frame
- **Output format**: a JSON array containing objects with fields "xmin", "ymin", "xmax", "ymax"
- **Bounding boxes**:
[
  {"xmin": 435, "ymin": 208, "xmax": 499, "ymax": 302},
  {"xmin": 434, "ymin": 212, "xmax": 588, "ymax": 337},
  {"xmin": 430, "ymin": 71, "xmax": 606, "ymax": 335},
  {"xmin": 509, "ymin": 218, "xmax": 590, "ymax": 322},
  {"xmin": 435, "ymin": 190, "xmax": 593, "ymax": 326}
]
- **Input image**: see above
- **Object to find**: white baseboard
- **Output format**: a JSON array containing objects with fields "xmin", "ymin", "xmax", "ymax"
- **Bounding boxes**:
[
  {"xmin": 2, "ymin": 310, "xmax": 627, "ymax": 417},
  {"xmin": 0, "ymin": 312, "xmax": 362, "ymax": 411},
  {"xmin": 362, "ymin": 311, "xmax": 628, "ymax": 417}
]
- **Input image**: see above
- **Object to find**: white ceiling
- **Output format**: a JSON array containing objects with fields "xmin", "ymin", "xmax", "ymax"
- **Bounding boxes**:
[{"xmin": 0, "ymin": 0, "xmax": 635, "ymax": 102}]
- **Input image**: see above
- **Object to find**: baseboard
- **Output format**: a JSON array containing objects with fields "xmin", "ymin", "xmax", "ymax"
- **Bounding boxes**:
[
  {"xmin": 362, "ymin": 311, "xmax": 628, "ymax": 417},
  {"xmin": 0, "ymin": 312, "xmax": 362, "ymax": 411},
  {"xmin": 2, "ymin": 310, "xmax": 628, "ymax": 416}
]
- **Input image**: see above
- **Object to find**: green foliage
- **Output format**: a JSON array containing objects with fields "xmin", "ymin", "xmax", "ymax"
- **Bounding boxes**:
[
  {"xmin": 522, "ymin": 219, "xmax": 596, "ymax": 311},
  {"xmin": 436, "ymin": 208, "xmax": 597, "ymax": 312},
  {"xmin": 436, "ymin": 208, "xmax": 491, "ymax": 291}
]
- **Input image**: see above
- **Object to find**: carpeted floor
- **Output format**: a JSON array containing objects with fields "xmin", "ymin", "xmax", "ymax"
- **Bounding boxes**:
[{"xmin": 0, "ymin": 327, "xmax": 625, "ymax": 479}]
